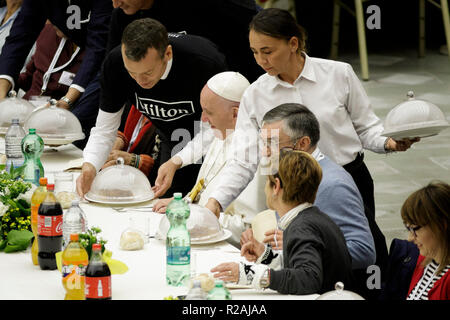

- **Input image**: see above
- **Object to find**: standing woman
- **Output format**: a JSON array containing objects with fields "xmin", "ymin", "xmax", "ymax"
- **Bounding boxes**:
[
  {"xmin": 402, "ymin": 181, "xmax": 450, "ymax": 300},
  {"xmin": 205, "ymin": 8, "xmax": 419, "ymax": 275}
]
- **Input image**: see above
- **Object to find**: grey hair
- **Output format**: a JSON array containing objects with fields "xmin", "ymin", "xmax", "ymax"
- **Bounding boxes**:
[{"xmin": 262, "ymin": 103, "xmax": 320, "ymax": 147}]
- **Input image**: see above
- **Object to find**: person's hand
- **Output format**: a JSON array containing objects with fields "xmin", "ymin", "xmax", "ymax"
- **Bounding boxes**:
[
  {"xmin": 152, "ymin": 156, "xmax": 182, "ymax": 198},
  {"xmin": 205, "ymin": 198, "xmax": 222, "ymax": 219},
  {"xmin": 263, "ymin": 229, "xmax": 283, "ymax": 250},
  {"xmin": 241, "ymin": 237, "xmax": 265, "ymax": 262},
  {"xmin": 153, "ymin": 197, "xmax": 174, "ymax": 213},
  {"xmin": 76, "ymin": 162, "xmax": 97, "ymax": 198},
  {"xmin": 210, "ymin": 262, "xmax": 239, "ymax": 283},
  {"xmin": 112, "ymin": 136, "xmax": 125, "ymax": 151},
  {"xmin": 0, "ymin": 78, "xmax": 12, "ymax": 99},
  {"xmin": 386, "ymin": 137, "xmax": 421, "ymax": 152},
  {"xmin": 240, "ymin": 228, "xmax": 254, "ymax": 247},
  {"xmin": 102, "ymin": 150, "xmax": 134, "ymax": 169},
  {"xmin": 55, "ymin": 99, "xmax": 71, "ymax": 110}
]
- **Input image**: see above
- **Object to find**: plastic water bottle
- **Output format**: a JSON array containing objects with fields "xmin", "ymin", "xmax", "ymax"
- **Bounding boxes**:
[
  {"xmin": 63, "ymin": 200, "xmax": 88, "ymax": 249},
  {"xmin": 21, "ymin": 128, "xmax": 44, "ymax": 186},
  {"xmin": 5, "ymin": 118, "xmax": 25, "ymax": 172},
  {"xmin": 166, "ymin": 193, "xmax": 190, "ymax": 286},
  {"xmin": 207, "ymin": 280, "xmax": 232, "ymax": 300},
  {"xmin": 185, "ymin": 280, "xmax": 207, "ymax": 300}
]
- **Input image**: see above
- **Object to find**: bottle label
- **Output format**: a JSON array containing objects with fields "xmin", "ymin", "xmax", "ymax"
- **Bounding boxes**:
[
  {"xmin": 62, "ymin": 259, "xmax": 88, "ymax": 290},
  {"xmin": 85, "ymin": 276, "xmax": 111, "ymax": 299},
  {"xmin": 38, "ymin": 214, "xmax": 63, "ymax": 236},
  {"xmin": 5, "ymin": 136, "xmax": 24, "ymax": 157},
  {"xmin": 167, "ymin": 246, "xmax": 190, "ymax": 265}
]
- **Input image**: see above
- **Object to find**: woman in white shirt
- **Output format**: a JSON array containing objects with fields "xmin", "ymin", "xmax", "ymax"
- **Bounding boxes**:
[{"xmin": 204, "ymin": 8, "xmax": 419, "ymax": 280}]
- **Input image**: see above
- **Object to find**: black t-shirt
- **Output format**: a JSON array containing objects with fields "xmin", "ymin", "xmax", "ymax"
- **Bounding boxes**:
[
  {"xmin": 106, "ymin": 0, "xmax": 263, "ymax": 82},
  {"xmin": 100, "ymin": 33, "xmax": 227, "ymax": 146}
]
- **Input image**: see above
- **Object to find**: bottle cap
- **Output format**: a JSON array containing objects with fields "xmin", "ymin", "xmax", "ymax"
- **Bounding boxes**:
[
  {"xmin": 46, "ymin": 184, "xmax": 55, "ymax": 191},
  {"xmin": 70, "ymin": 234, "xmax": 79, "ymax": 241},
  {"xmin": 173, "ymin": 192, "xmax": 182, "ymax": 199},
  {"xmin": 29, "ymin": 128, "xmax": 36, "ymax": 134},
  {"xmin": 71, "ymin": 200, "xmax": 79, "ymax": 206},
  {"xmin": 92, "ymin": 243, "xmax": 102, "ymax": 251},
  {"xmin": 39, "ymin": 177, "xmax": 48, "ymax": 186},
  {"xmin": 11, "ymin": 118, "xmax": 19, "ymax": 124}
]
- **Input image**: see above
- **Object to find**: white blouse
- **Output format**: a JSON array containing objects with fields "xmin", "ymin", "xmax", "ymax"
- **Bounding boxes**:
[{"xmin": 209, "ymin": 53, "xmax": 388, "ymax": 210}]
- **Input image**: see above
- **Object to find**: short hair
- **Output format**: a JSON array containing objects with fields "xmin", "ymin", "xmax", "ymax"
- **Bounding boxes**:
[
  {"xmin": 121, "ymin": 18, "xmax": 169, "ymax": 61},
  {"xmin": 268, "ymin": 150, "xmax": 322, "ymax": 205},
  {"xmin": 249, "ymin": 8, "xmax": 307, "ymax": 53},
  {"xmin": 401, "ymin": 181, "xmax": 450, "ymax": 274},
  {"xmin": 262, "ymin": 103, "xmax": 320, "ymax": 147}
]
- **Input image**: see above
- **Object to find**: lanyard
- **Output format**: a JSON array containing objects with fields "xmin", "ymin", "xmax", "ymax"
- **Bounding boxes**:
[{"xmin": 41, "ymin": 38, "xmax": 80, "ymax": 94}]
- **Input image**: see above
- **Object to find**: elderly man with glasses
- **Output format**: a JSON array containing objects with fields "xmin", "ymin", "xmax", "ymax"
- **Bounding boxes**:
[{"xmin": 242, "ymin": 102, "xmax": 378, "ymax": 299}]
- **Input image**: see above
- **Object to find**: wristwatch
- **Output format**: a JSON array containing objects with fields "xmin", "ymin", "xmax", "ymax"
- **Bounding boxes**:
[
  {"xmin": 60, "ymin": 96, "xmax": 73, "ymax": 108},
  {"xmin": 259, "ymin": 268, "xmax": 270, "ymax": 288}
]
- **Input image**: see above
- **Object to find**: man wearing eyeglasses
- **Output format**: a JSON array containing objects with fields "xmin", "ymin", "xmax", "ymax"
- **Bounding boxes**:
[{"xmin": 241, "ymin": 102, "xmax": 381, "ymax": 299}]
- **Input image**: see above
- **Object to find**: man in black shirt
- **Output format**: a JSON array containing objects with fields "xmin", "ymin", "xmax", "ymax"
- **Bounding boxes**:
[
  {"xmin": 76, "ymin": 18, "xmax": 227, "ymax": 197},
  {"xmin": 108, "ymin": 0, "xmax": 263, "ymax": 82}
]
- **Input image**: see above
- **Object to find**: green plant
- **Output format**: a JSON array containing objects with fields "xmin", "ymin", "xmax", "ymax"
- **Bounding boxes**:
[{"xmin": 79, "ymin": 227, "xmax": 107, "ymax": 258}]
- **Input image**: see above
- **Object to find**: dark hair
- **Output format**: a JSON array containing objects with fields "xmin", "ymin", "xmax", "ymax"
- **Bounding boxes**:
[
  {"xmin": 262, "ymin": 103, "xmax": 320, "ymax": 147},
  {"xmin": 401, "ymin": 181, "xmax": 450, "ymax": 274},
  {"xmin": 249, "ymin": 8, "xmax": 307, "ymax": 52},
  {"xmin": 0, "ymin": 0, "xmax": 6, "ymax": 7},
  {"xmin": 121, "ymin": 18, "xmax": 168, "ymax": 61}
]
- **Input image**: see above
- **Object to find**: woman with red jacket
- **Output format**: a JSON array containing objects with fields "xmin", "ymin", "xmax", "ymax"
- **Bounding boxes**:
[{"xmin": 401, "ymin": 181, "xmax": 450, "ymax": 300}]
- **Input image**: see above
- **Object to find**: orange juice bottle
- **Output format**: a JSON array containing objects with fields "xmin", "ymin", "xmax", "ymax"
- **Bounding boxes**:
[
  {"xmin": 30, "ymin": 177, "xmax": 47, "ymax": 265},
  {"xmin": 62, "ymin": 233, "xmax": 88, "ymax": 300}
]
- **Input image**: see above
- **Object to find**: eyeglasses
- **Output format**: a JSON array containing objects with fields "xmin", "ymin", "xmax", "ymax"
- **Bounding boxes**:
[{"xmin": 405, "ymin": 224, "xmax": 422, "ymax": 237}]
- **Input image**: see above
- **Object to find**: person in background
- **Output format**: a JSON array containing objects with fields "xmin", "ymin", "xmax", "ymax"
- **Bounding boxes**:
[
  {"xmin": 0, "ymin": 0, "xmax": 33, "ymax": 69},
  {"xmin": 211, "ymin": 150, "xmax": 354, "ymax": 295},
  {"xmin": 153, "ymin": 71, "xmax": 267, "ymax": 248},
  {"xmin": 0, "ymin": 0, "xmax": 112, "ymax": 148},
  {"xmin": 17, "ymin": 21, "xmax": 84, "ymax": 101},
  {"xmin": 402, "ymin": 181, "xmax": 450, "ymax": 300},
  {"xmin": 107, "ymin": 0, "xmax": 263, "ymax": 82},
  {"xmin": 0, "ymin": 0, "xmax": 20, "ymax": 52}
]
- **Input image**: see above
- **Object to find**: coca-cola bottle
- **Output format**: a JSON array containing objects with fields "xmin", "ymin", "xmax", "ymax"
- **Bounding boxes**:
[
  {"xmin": 85, "ymin": 243, "xmax": 112, "ymax": 300},
  {"xmin": 37, "ymin": 183, "xmax": 63, "ymax": 270}
]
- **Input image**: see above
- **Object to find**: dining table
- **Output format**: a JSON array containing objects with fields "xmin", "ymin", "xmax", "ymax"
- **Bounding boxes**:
[{"xmin": 0, "ymin": 139, "xmax": 319, "ymax": 300}]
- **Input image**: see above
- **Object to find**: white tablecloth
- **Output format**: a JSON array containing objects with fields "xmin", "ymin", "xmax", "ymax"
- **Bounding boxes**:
[{"xmin": 0, "ymin": 142, "xmax": 318, "ymax": 300}]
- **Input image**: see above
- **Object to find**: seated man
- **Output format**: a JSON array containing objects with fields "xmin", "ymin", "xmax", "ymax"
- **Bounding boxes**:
[
  {"xmin": 242, "ymin": 103, "xmax": 376, "ymax": 272},
  {"xmin": 153, "ymin": 71, "xmax": 267, "ymax": 248},
  {"xmin": 211, "ymin": 150, "xmax": 354, "ymax": 294}
]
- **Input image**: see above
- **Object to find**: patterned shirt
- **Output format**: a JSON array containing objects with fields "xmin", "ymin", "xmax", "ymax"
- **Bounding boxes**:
[{"xmin": 407, "ymin": 260, "xmax": 450, "ymax": 300}]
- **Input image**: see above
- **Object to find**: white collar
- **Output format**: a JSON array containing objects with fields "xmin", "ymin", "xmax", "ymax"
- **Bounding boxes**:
[
  {"xmin": 311, "ymin": 147, "xmax": 325, "ymax": 162},
  {"xmin": 278, "ymin": 202, "xmax": 313, "ymax": 230},
  {"xmin": 160, "ymin": 58, "xmax": 173, "ymax": 80},
  {"xmin": 268, "ymin": 52, "xmax": 317, "ymax": 89}
]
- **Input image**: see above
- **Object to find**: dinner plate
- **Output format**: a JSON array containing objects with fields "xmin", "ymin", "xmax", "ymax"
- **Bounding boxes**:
[
  {"xmin": 84, "ymin": 193, "xmax": 155, "ymax": 205},
  {"xmin": 191, "ymin": 229, "xmax": 232, "ymax": 245},
  {"xmin": 382, "ymin": 124, "xmax": 450, "ymax": 139}
]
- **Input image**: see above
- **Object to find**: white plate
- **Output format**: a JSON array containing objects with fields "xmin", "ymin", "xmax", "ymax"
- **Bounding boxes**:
[
  {"xmin": 84, "ymin": 193, "xmax": 155, "ymax": 205},
  {"xmin": 225, "ymin": 283, "xmax": 252, "ymax": 290},
  {"xmin": 191, "ymin": 229, "xmax": 232, "ymax": 245},
  {"xmin": 382, "ymin": 124, "xmax": 450, "ymax": 139}
]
